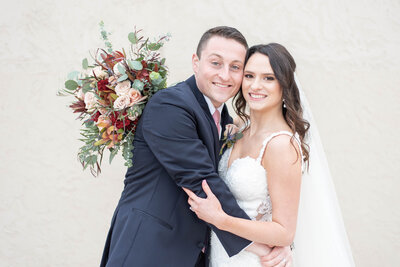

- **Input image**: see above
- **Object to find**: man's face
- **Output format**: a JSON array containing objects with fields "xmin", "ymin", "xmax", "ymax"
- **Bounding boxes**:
[{"xmin": 192, "ymin": 36, "xmax": 247, "ymax": 108}]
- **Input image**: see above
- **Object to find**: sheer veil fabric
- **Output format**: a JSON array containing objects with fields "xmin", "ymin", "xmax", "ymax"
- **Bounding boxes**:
[{"xmin": 292, "ymin": 74, "xmax": 355, "ymax": 266}]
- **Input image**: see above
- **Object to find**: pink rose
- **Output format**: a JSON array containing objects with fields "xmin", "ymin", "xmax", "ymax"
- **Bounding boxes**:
[
  {"xmin": 113, "ymin": 95, "xmax": 131, "ymax": 110},
  {"xmin": 84, "ymin": 91, "xmax": 97, "ymax": 112},
  {"xmin": 128, "ymin": 89, "xmax": 146, "ymax": 106},
  {"xmin": 115, "ymin": 80, "xmax": 131, "ymax": 96}
]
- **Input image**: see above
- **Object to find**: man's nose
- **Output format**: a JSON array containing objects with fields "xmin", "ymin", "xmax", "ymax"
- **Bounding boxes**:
[{"xmin": 218, "ymin": 65, "xmax": 230, "ymax": 81}]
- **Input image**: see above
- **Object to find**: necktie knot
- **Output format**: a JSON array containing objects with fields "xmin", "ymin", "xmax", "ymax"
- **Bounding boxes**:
[{"xmin": 212, "ymin": 109, "xmax": 221, "ymax": 137}]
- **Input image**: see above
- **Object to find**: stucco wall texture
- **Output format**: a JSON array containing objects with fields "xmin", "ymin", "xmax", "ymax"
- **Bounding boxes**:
[{"xmin": 0, "ymin": 0, "xmax": 399, "ymax": 266}]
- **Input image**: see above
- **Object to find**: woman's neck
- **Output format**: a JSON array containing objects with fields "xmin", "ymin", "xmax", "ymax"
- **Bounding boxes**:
[{"xmin": 247, "ymin": 107, "xmax": 288, "ymax": 137}]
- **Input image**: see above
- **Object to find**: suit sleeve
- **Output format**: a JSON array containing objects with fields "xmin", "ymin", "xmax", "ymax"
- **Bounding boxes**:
[{"xmin": 141, "ymin": 93, "xmax": 252, "ymax": 256}]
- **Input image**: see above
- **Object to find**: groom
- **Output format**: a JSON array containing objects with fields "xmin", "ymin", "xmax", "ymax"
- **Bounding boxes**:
[{"xmin": 100, "ymin": 26, "xmax": 291, "ymax": 267}]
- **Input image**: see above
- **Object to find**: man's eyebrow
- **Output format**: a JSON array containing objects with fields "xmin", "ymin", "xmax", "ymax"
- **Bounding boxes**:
[
  {"xmin": 208, "ymin": 53, "xmax": 244, "ymax": 64},
  {"xmin": 208, "ymin": 53, "xmax": 222, "ymax": 58}
]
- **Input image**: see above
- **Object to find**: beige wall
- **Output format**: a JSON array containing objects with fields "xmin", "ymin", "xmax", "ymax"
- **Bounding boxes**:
[{"xmin": 1, "ymin": 0, "xmax": 399, "ymax": 266}]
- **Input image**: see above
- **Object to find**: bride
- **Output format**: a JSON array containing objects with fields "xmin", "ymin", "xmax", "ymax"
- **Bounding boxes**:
[{"xmin": 183, "ymin": 43, "xmax": 355, "ymax": 267}]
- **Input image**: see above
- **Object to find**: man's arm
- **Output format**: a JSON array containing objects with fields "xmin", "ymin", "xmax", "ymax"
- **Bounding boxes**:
[{"xmin": 141, "ymin": 93, "xmax": 251, "ymax": 256}]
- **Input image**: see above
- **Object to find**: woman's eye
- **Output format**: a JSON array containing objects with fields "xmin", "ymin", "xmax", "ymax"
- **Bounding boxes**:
[
  {"xmin": 244, "ymin": 74, "xmax": 253, "ymax": 78},
  {"xmin": 265, "ymin": 76, "xmax": 275, "ymax": 81}
]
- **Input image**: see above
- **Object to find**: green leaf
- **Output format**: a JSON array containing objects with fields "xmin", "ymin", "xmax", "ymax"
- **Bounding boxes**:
[
  {"xmin": 117, "ymin": 74, "xmax": 128, "ymax": 82},
  {"xmin": 117, "ymin": 63, "xmax": 126, "ymax": 75},
  {"xmin": 65, "ymin": 80, "xmax": 78, "ymax": 91},
  {"xmin": 82, "ymin": 82, "xmax": 92, "ymax": 93},
  {"xmin": 132, "ymin": 79, "xmax": 144, "ymax": 91},
  {"xmin": 148, "ymin": 42, "xmax": 162, "ymax": 51},
  {"xmin": 160, "ymin": 58, "xmax": 166, "ymax": 65},
  {"xmin": 149, "ymin": 71, "xmax": 161, "ymax": 81},
  {"xmin": 109, "ymin": 149, "xmax": 118, "ymax": 164},
  {"xmin": 82, "ymin": 58, "xmax": 89, "ymax": 69},
  {"xmin": 67, "ymin": 71, "xmax": 80, "ymax": 80},
  {"xmin": 128, "ymin": 32, "xmax": 138, "ymax": 44},
  {"xmin": 127, "ymin": 60, "xmax": 143, "ymax": 70}
]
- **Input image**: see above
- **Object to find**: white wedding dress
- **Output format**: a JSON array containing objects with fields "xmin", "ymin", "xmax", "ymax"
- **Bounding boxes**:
[
  {"xmin": 210, "ymin": 131, "xmax": 302, "ymax": 267},
  {"xmin": 210, "ymin": 75, "xmax": 355, "ymax": 267}
]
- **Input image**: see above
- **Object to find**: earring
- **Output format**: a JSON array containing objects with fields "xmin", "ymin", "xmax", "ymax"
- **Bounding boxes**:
[{"xmin": 283, "ymin": 99, "xmax": 287, "ymax": 109}]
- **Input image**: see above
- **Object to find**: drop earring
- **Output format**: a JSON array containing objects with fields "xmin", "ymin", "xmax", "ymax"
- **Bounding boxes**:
[{"xmin": 283, "ymin": 99, "xmax": 287, "ymax": 109}]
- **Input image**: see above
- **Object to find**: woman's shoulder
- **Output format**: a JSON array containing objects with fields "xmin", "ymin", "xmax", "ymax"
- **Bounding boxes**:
[{"xmin": 263, "ymin": 131, "xmax": 301, "ymax": 162}]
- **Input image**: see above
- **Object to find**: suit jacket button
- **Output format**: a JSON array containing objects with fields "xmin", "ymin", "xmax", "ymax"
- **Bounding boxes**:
[{"xmin": 197, "ymin": 242, "xmax": 205, "ymax": 248}]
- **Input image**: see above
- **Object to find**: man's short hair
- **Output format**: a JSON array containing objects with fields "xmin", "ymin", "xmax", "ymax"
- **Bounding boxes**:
[{"xmin": 196, "ymin": 26, "xmax": 248, "ymax": 58}]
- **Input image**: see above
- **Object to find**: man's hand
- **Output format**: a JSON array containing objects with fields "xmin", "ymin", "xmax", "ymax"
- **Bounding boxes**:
[{"xmin": 260, "ymin": 246, "xmax": 292, "ymax": 267}]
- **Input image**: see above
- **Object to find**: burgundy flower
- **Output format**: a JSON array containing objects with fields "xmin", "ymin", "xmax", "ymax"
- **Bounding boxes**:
[
  {"xmin": 91, "ymin": 111, "xmax": 101, "ymax": 122},
  {"xmin": 97, "ymin": 79, "xmax": 109, "ymax": 92}
]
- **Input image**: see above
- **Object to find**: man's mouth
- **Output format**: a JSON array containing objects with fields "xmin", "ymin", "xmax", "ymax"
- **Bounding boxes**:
[{"xmin": 213, "ymin": 82, "xmax": 232, "ymax": 88}]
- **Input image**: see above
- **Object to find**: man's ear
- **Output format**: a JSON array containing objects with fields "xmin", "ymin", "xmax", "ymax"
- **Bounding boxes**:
[{"xmin": 192, "ymin": 53, "xmax": 199, "ymax": 74}]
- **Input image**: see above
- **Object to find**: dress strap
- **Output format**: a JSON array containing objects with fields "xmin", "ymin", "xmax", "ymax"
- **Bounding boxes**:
[{"xmin": 256, "ymin": 131, "xmax": 304, "ymax": 171}]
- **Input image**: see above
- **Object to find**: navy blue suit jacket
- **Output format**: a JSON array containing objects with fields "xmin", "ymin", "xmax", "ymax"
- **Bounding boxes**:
[{"xmin": 100, "ymin": 76, "xmax": 251, "ymax": 267}]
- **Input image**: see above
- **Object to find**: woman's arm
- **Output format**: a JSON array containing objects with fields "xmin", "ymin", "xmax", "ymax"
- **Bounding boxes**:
[{"xmin": 183, "ymin": 135, "xmax": 302, "ymax": 247}]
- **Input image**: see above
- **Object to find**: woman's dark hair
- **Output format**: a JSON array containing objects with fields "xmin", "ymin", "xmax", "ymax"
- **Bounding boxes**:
[{"xmin": 233, "ymin": 43, "xmax": 310, "ymax": 166}]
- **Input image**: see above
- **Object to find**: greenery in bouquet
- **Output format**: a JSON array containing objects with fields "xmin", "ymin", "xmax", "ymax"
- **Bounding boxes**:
[{"xmin": 59, "ymin": 22, "xmax": 170, "ymax": 176}]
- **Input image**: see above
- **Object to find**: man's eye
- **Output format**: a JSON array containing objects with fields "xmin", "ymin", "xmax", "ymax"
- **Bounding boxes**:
[
  {"xmin": 231, "ymin": 65, "xmax": 241, "ymax": 70},
  {"xmin": 244, "ymin": 74, "xmax": 253, "ymax": 78},
  {"xmin": 211, "ymin": 61, "xmax": 220, "ymax": 66}
]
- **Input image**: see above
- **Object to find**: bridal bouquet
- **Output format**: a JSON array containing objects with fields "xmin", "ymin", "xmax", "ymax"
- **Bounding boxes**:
[{"xmin": 59, "ymin": 22, "xmax": 170, "ymax": 176}]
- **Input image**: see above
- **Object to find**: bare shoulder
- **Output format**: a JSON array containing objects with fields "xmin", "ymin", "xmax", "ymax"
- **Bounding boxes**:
[{"xmin": 263, "ymin": 134, "xmax": 301, "ymax": 166}]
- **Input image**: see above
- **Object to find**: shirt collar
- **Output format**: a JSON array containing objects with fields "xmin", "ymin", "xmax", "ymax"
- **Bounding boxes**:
[{"xmin": 203, "ymin": 95, "xmax": 224, "ymax": 116}]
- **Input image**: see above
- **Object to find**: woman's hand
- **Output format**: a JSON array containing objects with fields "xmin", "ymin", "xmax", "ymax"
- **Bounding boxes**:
[{"xmin": 182, "ymin": 180, "xmax": 227, "ymax": 228}]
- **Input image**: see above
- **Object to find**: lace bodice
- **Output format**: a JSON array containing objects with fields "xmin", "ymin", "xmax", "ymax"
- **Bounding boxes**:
[{"xmin": 210, "ymin": 131, "xmax": 303, "ymax": 266}]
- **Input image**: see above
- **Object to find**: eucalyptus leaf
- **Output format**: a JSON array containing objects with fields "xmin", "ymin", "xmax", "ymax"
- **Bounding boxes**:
[
  {"xmin": 117, "ymin": 74, "xmax": 128, "ymax": 82},
  {"xmin": 132, "ymin": 79, "xmax": 144, "ymax": 91},
  {"xmin": 82, "ymin": 58, "xmax": 89, "ymax": 69},
  {"xmin": 148, "ymin": 42, "xmax": 162, "ymax": 51},
  {"xmin": 82, "ymin": 82, "xmax": 92, "ymax": 93},
  {"xmin": 65, "ymin": 80, "xmax": 78, "ymax": 91},
  {"xmin": 67, "ymin": 71, "xmax": 80, "ymax": 80},
  {"xmin": 128, "ymin": 32, "xmax": 138, "ymax": 44},
  {"xmin": 109, "ymin": 149, "xmax": 118, "ymax": 164},
  {"xmin": 128, "ymin": 60, "xmax": 143, "ymax": 71},
  {"xmin": 117, "ymin": 63, "xmax": 126, "ymax": 75},
  {"xmin": 160, "ymin": 58, "xmax": 166, "ymax": 65}
]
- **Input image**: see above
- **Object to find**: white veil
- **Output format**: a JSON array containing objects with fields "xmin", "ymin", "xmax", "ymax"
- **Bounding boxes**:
[{"xmin": 292, "ymin": 74, "xmax": 355, "ymax": 266}]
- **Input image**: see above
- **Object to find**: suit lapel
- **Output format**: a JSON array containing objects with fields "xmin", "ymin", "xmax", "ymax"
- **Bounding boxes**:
[{"xmin": 185, "ymin": 76, "xmax": 221, "ymax": 163}]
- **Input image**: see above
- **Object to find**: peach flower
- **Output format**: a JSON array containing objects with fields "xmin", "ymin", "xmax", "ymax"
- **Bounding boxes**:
[
  {"xmin": 127, "ymin": 89, "xmax": 145, "ymax": 106},
  {"xmin": 115, "ymin": 80, "xmax": 131, "ymax": 96},
  {"xmin": 113, "ymin": 95, "xmax": 131, "ymax": 110},
  {"xmin": 96, "ymin": 115, "xmax": 112, "ymax": 131}
]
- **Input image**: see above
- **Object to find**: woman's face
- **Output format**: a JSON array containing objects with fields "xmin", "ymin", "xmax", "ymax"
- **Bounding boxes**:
[{"xmin": 242, "ymin": 53, "xmax": 283, "ymax": 113}]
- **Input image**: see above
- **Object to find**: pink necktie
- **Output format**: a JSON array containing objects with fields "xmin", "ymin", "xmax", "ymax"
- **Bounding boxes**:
[{"xmin": 212, "ymin": 109, "xmax": 221, "ymax": 137}]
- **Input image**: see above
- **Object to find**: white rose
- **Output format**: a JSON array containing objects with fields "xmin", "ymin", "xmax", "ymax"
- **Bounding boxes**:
[
  {"xmin": 113, "ymin": 95, "xmax": 131, "ymax": 110},
  {"xmin": 84, "ymin": 91, "xmax": 97, "ymax": 111},
  {"xmin": 115, "ymin": 80, "xmax": 131, "ymax": 96},
  {"xmin": 93, "ymin": 66, "xmax": 108, "ymax": 80},
  {"xmin": 75, "ymin": 88, "xmax": 85, "ymax": 100}
]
